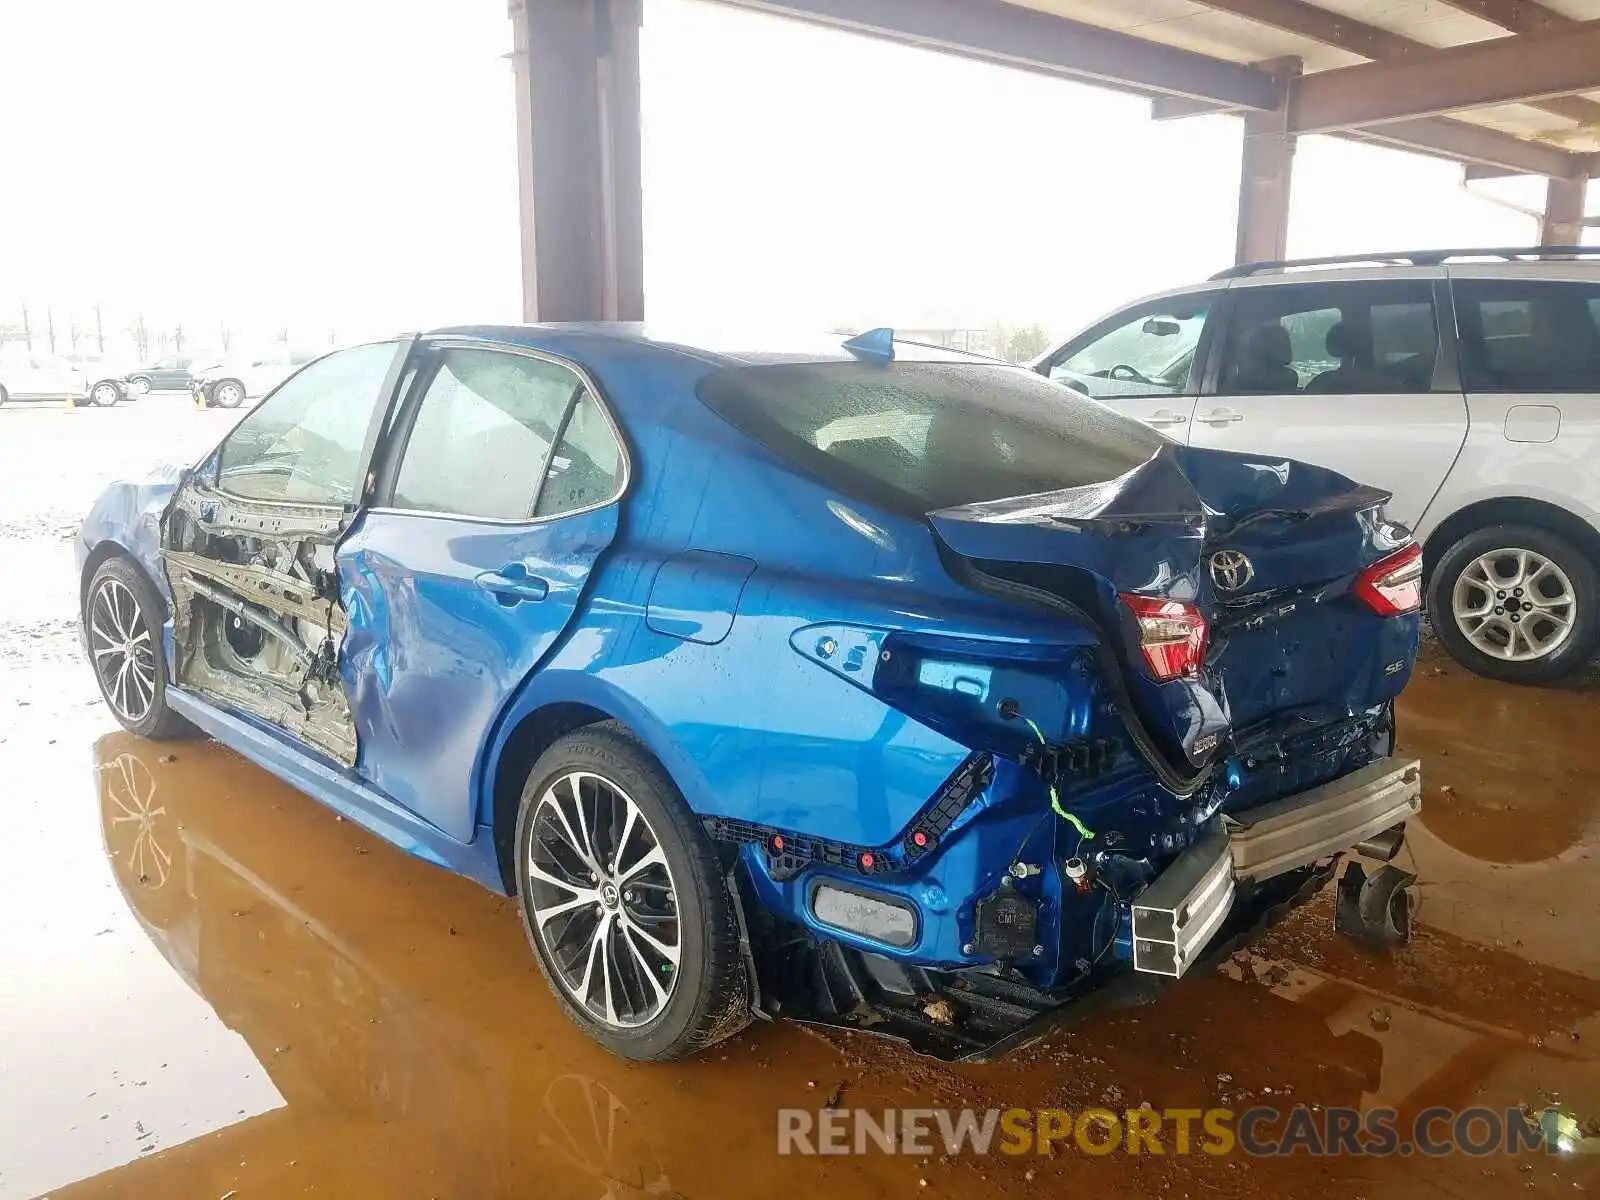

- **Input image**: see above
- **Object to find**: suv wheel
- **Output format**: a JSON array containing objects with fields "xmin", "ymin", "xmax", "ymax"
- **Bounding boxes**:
[
  {"xmin": 513, "ymin": 721, "xmax": 750, "ymax": 1060},
  {"xmin": 91, "ymin": 381, "xmax": 120, "ymax": 407},
  {"xmin": 211, "ymin": 379, "xmax": 246, "ymax": 408},
  {"xmin": 1428, "ymin": 523, "xmax": 1599, "ymax": 683}
]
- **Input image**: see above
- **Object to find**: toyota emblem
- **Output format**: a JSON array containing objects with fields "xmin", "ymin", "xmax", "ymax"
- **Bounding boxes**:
[{"xmin": 1209, "ymin": 549, "xmax": 1255, "ymax": 592}]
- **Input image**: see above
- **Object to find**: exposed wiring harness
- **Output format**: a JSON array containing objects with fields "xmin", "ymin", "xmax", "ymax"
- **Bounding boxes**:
[{"xmin": 1022, "ymin": 716, "xmax": 1095, "ymax": 840}]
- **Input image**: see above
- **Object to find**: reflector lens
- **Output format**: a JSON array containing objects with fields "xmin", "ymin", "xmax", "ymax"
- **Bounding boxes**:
[
  {"xmin": 1352, "ymin": 543, "xmax": 1423, "ymax": 617},
  {"xmin": 811, "ymin": 882, "xmax": 918, "ymax": 947},
  {"xmin": 1119, "ymin": 593, "xmax": 1209, "ymax": 681}
]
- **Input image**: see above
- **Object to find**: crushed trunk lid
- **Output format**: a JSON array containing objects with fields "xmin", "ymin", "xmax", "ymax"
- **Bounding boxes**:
[{"xmin": 929, "ymin": 443, "xmax": 1419, "ymax": 778}]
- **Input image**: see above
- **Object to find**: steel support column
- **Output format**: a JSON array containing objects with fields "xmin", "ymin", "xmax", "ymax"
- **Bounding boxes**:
[
  {"xmin": 1542, "ymin": 174, "xmax": 1588, "ymax": 245},
  {"xmin": 1235, "ymin": 59, "xmax": 1300, "ymax": 265},
  {"xmin": 509, "ymin": 0, "xmax": 645, "ymax": 323}
]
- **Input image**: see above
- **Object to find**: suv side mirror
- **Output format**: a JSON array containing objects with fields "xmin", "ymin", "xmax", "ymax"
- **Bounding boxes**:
[{"xmin": 1142, "ymin": 318, "xmax": 1181, "ymax": 337}]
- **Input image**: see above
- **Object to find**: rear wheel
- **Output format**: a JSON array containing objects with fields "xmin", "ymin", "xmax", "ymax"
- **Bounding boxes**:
[
  {"xmin": 514, "ymin": 722, "xmax": 749, "ymax": 1060},
  {"xmin": 211, "ymin": 379, "xmax": 245, "ymax": 408},
  {"xmin": 1428, "ymin": 523, "xmax": 1599, "ymax": 683},
  {"xmin": 128, "ymin": 376, "xmax": 152, "ymax": 396},
  {"xmin": 84, "ymin": 557, "xmax": 194, "ymax": 738},
  {"xmin": 90, "ymin": 381, "xmax": 120, "ymax": 407}
]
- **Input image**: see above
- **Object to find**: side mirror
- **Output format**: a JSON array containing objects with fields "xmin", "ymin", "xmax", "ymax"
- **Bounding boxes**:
[{"xmin": 1142, "ymin": 318, "xmax": 1181, "ymax": 337}]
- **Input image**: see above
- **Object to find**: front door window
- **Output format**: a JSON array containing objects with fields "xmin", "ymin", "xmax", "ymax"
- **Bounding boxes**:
[{"xmin": 1047, "ymin": 298, "xmax": 1211, "ymax": 400}]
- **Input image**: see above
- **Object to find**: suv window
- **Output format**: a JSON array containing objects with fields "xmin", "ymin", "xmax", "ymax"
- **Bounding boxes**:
[
  {"xmin": 697, "ymin": 361, "xmax": 1164, "ymax": 513},
  {"xmin": 1454, "ymin": 280, "xmax": 1600, "ymax": 393},
  {"xmin": 216, "ymin": 342, "xmax": 400, "ymax": 505},
  {"xmin": 391, "ymin": 348, "xmax": 620, "ymax": 521},
  {"xmin": 1046, "ymin": 296, "xmax": 1210, "ymax": 400},
  {"xmin": 1217, "ymin": 280, "xmax": 1440, "ymax": 395}
]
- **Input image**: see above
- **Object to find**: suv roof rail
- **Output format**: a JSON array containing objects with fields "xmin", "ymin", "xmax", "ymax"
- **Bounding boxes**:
[{"xmin": 1211, "ymin": 245, "xmax": 1600, "ymax": 280}]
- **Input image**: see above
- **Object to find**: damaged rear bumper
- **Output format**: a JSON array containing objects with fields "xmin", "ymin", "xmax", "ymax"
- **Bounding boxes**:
[{"xmin": 1132, "ymin": 756, "xmax": 1421, "ymax": 978}]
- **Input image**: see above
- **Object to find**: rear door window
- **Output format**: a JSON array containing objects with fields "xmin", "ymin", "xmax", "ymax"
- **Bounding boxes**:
[
  {"xmin": 697, "ymin": 361, "xmax": 1165, "ymax": 512},
  {"xmin": 389, "ymin": 347, "xmax": 625, "ymax": 521},
  {"xmin": 1216, "ymin": 280, "xmax": 1441, "ymax": 395},
  {"xmin": 1454, "ymin": 279, "xmax": 1600, "ymax": 393}
]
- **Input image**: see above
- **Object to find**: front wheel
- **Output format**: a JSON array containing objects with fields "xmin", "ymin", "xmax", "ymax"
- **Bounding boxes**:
[
  {"xmin": 128, "ymin": 376, "xmax": 152, "ymax": 396},
  {"xmin": 1428, "ymin": 523, "xmax": 1600, "ymax": 683},
  {"xmin": 514, "ymin": 722, "xmax": 750, "ymax": 1061},
  {"xmin": 211, "ymin": 379, "xmax": 246, "ymax": 408},
  {"xmin": 84, "ymin": 557, "xmax": 194, "ymax": 738},
  {"xmin": 90, "ymin": 381, "xmax": 120, "ymax": 407}
]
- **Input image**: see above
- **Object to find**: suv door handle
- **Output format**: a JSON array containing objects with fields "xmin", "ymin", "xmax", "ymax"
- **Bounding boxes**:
[
  {"xmin": 1196, "ymin": 407, "xmax": 1245, "ymax": 425},
  {"xmin": 476, "ymin": 566, "xmax": 550, "ymax": 605},
  {"xmin": 1145, "ymin": 408, "xmax": 1190, "ymax": 427}
]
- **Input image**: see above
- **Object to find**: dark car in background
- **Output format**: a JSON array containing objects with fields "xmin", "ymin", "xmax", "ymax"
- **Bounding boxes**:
[{"xmin": 127, "ymin": 354, "xmax": 206, "ymax": 395}]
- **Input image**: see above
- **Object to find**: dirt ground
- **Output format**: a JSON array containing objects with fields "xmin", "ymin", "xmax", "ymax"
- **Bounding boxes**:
[{"xmin": 3, "ymin": 392, "xmax": 1599, "ymax": 1199}]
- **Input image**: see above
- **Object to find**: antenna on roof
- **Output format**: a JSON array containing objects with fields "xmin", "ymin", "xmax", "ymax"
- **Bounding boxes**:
[{"xmin": 841, "ymin": 327, "xmax": 895, "ymax": 363}]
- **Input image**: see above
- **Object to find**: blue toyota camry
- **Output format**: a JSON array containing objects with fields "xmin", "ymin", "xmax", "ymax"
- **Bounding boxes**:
[{"xmin": 76, "ymin": 325, "xmax": 1423, "ymax": 1061}]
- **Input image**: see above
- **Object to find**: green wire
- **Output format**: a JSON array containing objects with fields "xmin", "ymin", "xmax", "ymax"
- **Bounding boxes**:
[{"xmin": 1022, "ymin": 717, "xmax": 1095, "ymax": 840}]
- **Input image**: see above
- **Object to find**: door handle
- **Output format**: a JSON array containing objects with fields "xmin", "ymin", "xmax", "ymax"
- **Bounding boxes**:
[
  {"xmin": 475, "ymin": 566, "xmax": 550, "ymax": 605},
  {"xmin": 1145, "ymin": 408, "xmax": 1190, "ymax": 427},
  {"xmin": 1196, "ymin": 407, "xmax": 1245, "ymax": 425}
]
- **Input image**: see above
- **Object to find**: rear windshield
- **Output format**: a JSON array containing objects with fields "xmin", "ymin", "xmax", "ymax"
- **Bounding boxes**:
[{"xmin": 697, "ymin": 361, "xmax": 1164, "ymax": 511}]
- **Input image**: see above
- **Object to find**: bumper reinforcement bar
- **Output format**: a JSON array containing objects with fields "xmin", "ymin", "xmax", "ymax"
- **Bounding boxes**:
[{"xmin": 1132, "ymin": 756, "xmax": 1421, "ymax": 978}]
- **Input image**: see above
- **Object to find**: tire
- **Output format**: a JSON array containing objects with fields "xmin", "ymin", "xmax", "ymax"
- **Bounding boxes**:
[
  {"xmin": 90, "ymin": 381, "xmax": 120, "ymax": 407},
  {"xmin": 128, "ymin": 376, "xmax": 152, "ymax": 396},
  {"xmin": 1427, "ymin": 523, "xmax": 1600, "ymax": 684},
  {"xmin": 513, "ymin": 721, "xmax": 750, "ymax": 1061},
  {"xmin": 211, "ymin": 378, "xmax": 246, "ymax": 408},
  {"xmin": 83, "ymin": 556, "xmax": 195, "ymax": 739}
]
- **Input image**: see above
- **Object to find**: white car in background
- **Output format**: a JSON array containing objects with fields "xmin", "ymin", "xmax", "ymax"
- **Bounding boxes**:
[
  {"xmin": 0, "ymin": 348, "xmax": 95, "ymax": 406},
  {"xmin": 66, "ymin": 354, "xmax": 136, "ymax": 406},
  {"xmin": 1036, "ymin": 247, "xmax": 1600, "ymax": 684},
  {"xmin": 191, "ymin": 345, "xmax": 321, "ymax": 408}
]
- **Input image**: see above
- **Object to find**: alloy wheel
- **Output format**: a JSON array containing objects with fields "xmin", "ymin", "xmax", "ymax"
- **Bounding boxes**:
[
  {"xmin": 92, "ymin": 383, "xmax": 119, "ymax": 406},
  {"xmin": 89, "ymin": 577, "xmax": 157, "ymax": 722},
  {"xmin": 215, "ymin": 382, "xmax": 243, "ymax": 407},
  {"xmin": 1451, "ymin": 547, "xmax": 1576, "ymax": 662},
  {"xmin": 526, "ymin": 770, "xmax": 681, "ymax": 1029}
]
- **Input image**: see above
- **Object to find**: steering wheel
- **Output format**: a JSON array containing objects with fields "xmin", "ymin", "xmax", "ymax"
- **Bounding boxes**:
[{"xmin": 1107, "ymin": 363, "xmax": 1155, "ymax": 385}]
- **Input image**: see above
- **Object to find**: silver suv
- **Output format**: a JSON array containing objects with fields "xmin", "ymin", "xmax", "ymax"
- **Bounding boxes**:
[{"xmin": 1037, "ymin": 247, "xmax": 1600, "ymax": 684}]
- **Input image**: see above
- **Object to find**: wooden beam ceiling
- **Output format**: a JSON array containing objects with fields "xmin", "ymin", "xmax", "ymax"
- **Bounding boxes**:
[
  {"xmin": 1291, "ymin": 19, "xmax": 1600, "ymax": 132},
  {"xmin": 1436, "ymin": 0, "xmax": 1574, "ymax": 37},
  {"xmin": 1346, "ymin": 118, "xmax": 1587, "ymax": 178},
  {"xmin": 715, "ymin": 0, "xmax": 1283, "ymax": 106},
  {"xmin": 1193, "ymin": 0, "xmax": 1600, "ymax": 127}
]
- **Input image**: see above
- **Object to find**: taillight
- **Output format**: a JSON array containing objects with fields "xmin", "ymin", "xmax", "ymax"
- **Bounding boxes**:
[
  {"xmin": 1119, "ymin": 593, "xmax": 1209, "ymax": 681},
  {"xmin": 1352, "ymin": 543, "xmax": 1423, "ymax": 617}
]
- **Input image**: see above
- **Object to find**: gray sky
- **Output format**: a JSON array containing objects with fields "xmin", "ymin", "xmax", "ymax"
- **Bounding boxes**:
[{"xmin": 0, "ymin": 0, "xmax": 1582, "ymax": 355}]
